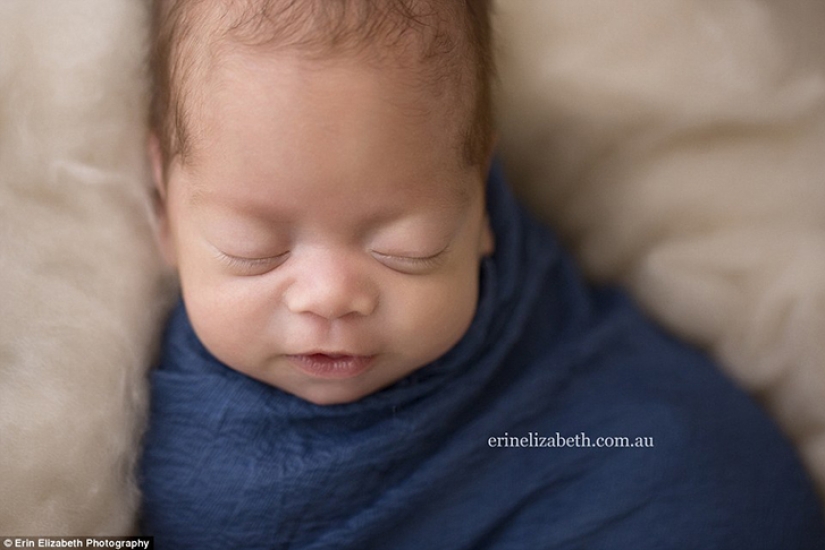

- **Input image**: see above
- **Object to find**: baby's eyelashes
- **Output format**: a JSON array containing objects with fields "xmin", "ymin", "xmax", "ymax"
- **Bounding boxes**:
[
  {"xmin": 369, "ymin": 248, "xmax": 448, "ymax": 274},
  {"xmin": 214, "ymin": 250, "xmax": 290, "ymax": 275},
  {"xmin": 210, "ymin": 245, "xmax": 450, "ymax": 277}
]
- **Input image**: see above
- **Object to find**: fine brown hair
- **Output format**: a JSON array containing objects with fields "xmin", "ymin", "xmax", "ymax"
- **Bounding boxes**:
[{"xmin": 149, "ymin": 0, "xmax": 494, "ymax": 171}]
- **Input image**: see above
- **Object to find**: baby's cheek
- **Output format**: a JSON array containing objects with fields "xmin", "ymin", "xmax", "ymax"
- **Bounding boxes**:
[
  {"xmin": 181, "ymin": 279, "xmax": 262, "ymax": 370},
  {"xmin": 395, "ymin": 274, "xmax": 479, "ymax": 358}
]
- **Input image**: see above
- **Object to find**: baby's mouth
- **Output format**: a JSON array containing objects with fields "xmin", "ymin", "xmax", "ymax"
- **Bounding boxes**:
[{"xmin": 287, "ymin": 353, "xmax": 375, "ymax": 380}]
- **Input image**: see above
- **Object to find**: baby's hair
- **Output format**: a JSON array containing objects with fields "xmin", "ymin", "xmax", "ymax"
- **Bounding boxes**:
[{"xmin": 149, "ymin": 0, "xmax": 494, "ymax": 172}]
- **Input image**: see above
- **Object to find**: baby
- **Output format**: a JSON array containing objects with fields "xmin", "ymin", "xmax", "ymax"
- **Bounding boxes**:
[{"xmin": 140, "ymin": 0, "xmax": 825, "ymax": 548}]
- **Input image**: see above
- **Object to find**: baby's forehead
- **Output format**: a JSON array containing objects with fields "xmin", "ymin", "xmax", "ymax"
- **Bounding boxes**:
[
  {"xmin": 179, "ymin": 2, "xmax": 473, "ymax": 118},
  {"xmin": 154, "ymin": 0, "xmax": 491, "ymax": 169},
  {"xmin": 189, "ymin": 0, "xmax": 467, "ymax": 63}
]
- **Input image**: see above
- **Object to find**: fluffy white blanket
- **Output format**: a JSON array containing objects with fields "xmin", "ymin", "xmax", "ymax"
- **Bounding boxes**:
[
  {"xmin": 0, "ymin": 1, "xmax": 174, "ymax": 533},
  {"xmin": 1, "ymin": 0, "xmax": 823, "ymax": 534}
]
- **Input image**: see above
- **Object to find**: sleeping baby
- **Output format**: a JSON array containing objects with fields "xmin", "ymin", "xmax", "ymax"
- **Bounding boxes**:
[{"xmin": 139, "ymin": 0, "xmax": 825, "ymax": 547}]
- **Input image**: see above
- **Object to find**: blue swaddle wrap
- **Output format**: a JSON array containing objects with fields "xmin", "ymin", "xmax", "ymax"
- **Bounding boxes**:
[{"xmin": 140, "ymin": 164, "xmax": 825, "ymax": 548}]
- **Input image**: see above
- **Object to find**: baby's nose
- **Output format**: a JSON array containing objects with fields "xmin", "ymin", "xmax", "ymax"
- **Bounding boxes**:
[{"xmin": 283, "ymin": 252, "xmax": 378, "ymax": 320}]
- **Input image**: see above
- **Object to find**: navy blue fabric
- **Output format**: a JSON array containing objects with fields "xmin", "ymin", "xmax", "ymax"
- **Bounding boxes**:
[{"xmin": 140, "ymin": 164, "xmax": 825, "ymax": 548}]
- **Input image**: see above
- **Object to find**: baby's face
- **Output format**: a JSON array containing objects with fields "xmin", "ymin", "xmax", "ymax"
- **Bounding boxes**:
[{"xmin": 153, "ymin": 50, "xmax": 493, "ymax": 405}]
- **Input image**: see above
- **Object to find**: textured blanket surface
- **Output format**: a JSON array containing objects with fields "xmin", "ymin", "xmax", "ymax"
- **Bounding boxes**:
[
  {"xmin": 0, "ymin": 0, "xmax": 174, "ymax": 534},
  {"xmin": 496, "ymin": 0, "xmax": 825, "ymax": 493},
  {"xmin": 140, "ymin": 167, "xmax": 825, "ymax": 548},
  {"xmin": 2, "ymin": 0, "xmax": 825, "ymax": 535}
]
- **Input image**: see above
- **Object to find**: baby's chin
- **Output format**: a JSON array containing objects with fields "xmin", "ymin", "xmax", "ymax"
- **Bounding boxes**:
[
  {"xmin": 258, "ymin": 364, "xmax": 418, "ymax": 406},
  {"xmin": 285, "ymin": 379, "xmax": 396, "ymax": 406}
]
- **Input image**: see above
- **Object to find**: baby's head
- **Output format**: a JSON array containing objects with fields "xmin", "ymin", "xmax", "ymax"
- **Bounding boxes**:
[{"xmin": 149, "ymin": 0, "xmax": 496, "ymax": 405}]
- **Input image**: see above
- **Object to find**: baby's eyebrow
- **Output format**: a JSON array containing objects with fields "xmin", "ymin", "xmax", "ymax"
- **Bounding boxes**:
[
  {"xmin": 185, "ymin": 185, "xmax": 206, "ymax": 207},
  {"xmin": 186, "ymin": 186, "xmax": 271, "ymax": 219}
]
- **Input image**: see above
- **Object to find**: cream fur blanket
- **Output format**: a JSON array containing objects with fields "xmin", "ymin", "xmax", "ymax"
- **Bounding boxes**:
[
  {"xmin": 1, "ymin": 0, "xmax": 823, "ymax": 534},
  {"xmin": 496, "ymin": 0, "xmax": 825, "ymax": 498}
]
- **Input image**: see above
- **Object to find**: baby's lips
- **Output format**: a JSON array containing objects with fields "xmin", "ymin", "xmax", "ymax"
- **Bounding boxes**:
[{"xmin": 286, "ymin": 353, "xmax": 376, "ymax": 380}]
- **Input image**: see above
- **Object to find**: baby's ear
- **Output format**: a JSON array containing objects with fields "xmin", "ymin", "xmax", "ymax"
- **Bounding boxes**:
[
  {"xmin": 480, "ymin": 135, "xmax": 497, "ymax": 257},
  {"xmin": 148, "ymin": 133, "xmax": 167, "ymax": 200},
  {"xmin": 484, "ymin": 132, "xmax": 499, "ymax": 176},
  {"xmin": 147, "ymin": 133, "xmax": 177, "ymax": 268},
  {"xmin": 480, "ymin": 214, "xmax": 495, "ymax": 257}
]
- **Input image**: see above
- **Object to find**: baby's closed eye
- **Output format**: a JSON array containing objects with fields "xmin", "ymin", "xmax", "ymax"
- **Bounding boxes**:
[
  {"xmin": 214, "ymin": 249, "xmax": 290, "ymax": 275},
  {"xmin": 369, "ymin": 247, "xmax": 449, "ymax": 274}
]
